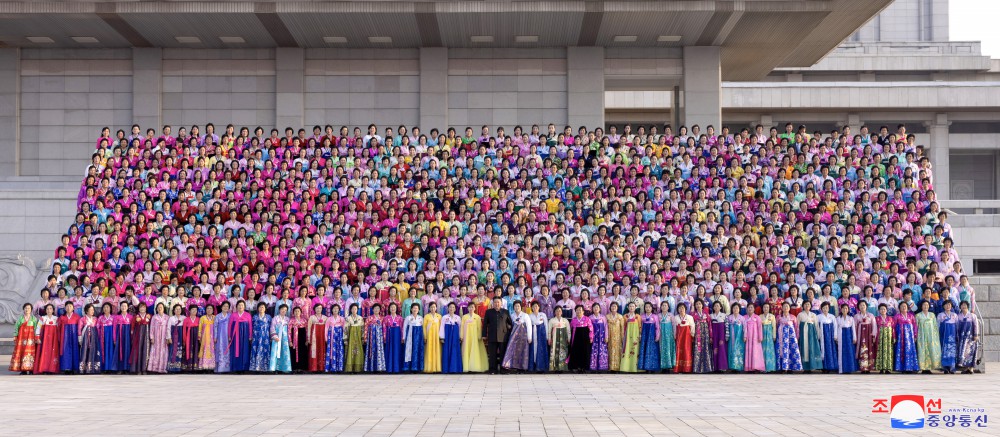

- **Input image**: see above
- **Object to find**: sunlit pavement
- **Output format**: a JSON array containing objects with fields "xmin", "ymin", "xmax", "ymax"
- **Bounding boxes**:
[{"xmin": 1, "ymin": 365, "xmax": 995, "ymax": 436}]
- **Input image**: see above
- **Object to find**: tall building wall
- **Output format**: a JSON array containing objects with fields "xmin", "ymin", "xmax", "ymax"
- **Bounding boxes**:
[{"xmin": 851, "ymin": 0, "xmax": 949, "ymax": 42}]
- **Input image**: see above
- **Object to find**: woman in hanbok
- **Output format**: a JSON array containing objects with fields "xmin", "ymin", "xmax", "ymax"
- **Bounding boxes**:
[
  {"xmin": 167, "ymin": 304, "xmax": 184, "ymax": 373},
  {"xmin": 674, "ymin": 302, "xmax": 695, "ymax": 373},
  {"xmin": 33, "ymin": 304, "xmax": 61, "ymax": 374},
  {"xmin": 345, "ymin": 303, "xmax": 365, "ymax": 373},
  {"xmin": 59, "ymin": 302, "xmax": 81, "ymax": 373},
  {"xmin": 726, "ymin": 303, "xmax": 745, "ymax": 372},
  {"xmin": 249, "ymin": 302, "xmax": 272, "ymax": 372},
  {"xmin": 528, "ymin": 301, "xmax": 549, "ymax": 372},
  {"xmin": 606, "ymin": 302, "xmax": 625, "ymax": 372},
  {"xmin": 113, "ymin": 301, "xmax": 133, "ymax": 373},
  {"xmin": 875, "ymin": 303, "xmax": 895, "ymax": 373},
  {"xmin": 835, "ymin": 303, "xmax": 857, "ymax": 374},
  {"xmin": 78, "ymin": 304, "xmax": 102, "ymax": 374},
  {"xmin": 147, "ymin": 303, "xmax": 169, "ymax": 373},
  {"xmin": 198, "ymin": 305, "xmax": 216, "ymax": 371},
  {"xmin": 324, "ymin": 304, "xmax": 345, "ymax": 372},
  {"xmin": 568, "ymin": 305, "xmax": 593, "ymax": 372},
  {"xmin": 776, "ymin": 302, "xmax": 803, "ymax": 373},
  {"xmin": 440, "ymin": 302, "xmax": 463, "ymax": 373},
  {"xmin": 422, "ymin": 302, "xmax": 442, "ymax": 373},
  {"xmin": 130, "ymin": 303, "xmax": 151, "ymax": 374},
  {"xmin": 181, "ymin": 306, "xmax": 200, "ymax": 372},
  {"xmin": 894, "ymin": 302, "xmax": 919, "ymax": 373},
  {"xmin": 460, "ymin": 304, "xmax": 487, "ymax": 372},
  {"xmin": 817, "ymin": 302, "xmax": 838, "ymax": 373},
  {"xmin": 915, "ymin": 300, "xmax": 941, "ymax": 373},
  {"xmin": 502, "ymin": 301, "xmax": 532, "ymax": 371},
  {"xmin": 383, "ymin": 303, "xmax": 404, "ymax": 373},
  {"xmin": 402, "ymin": 303, "xmax": 424, "ymax": 372},
  {"xmin": 854, "ymin": 300, "xmax": 877, "ymax": 373},
  {"xmin": 364, "ymin": 304, "xmax": 387, "ymax": 372},
  {"xmin": 709, "ymin": 301, "xmax": 728, "ymax": 372},
  {"xmin": 759, "ymin": 303, "xmax": 777, "ymax": 372},
  {"xmin": 657, "ymin": 301, "xmax": 675, "ymax": 372},
  {"xmin": 956, "ymin": 301, "xmax": 979, "ymax": 373},
  {"xmin": 743, "ymin": 303, "xmax": 764, "ymax": 372},
  {"xmin": 937, "ymin": 300, "xmax": 958, "ymax": 373},
  {"xmin": 637, "ymin": 302, "xmax": 660, "ymax": 372},
  {"xmin": 796, "ymin": 301, "xmax": 822, "ymax": 372},
  {"xmin": 229, "ymin": 301, "xmax": 251, "ymax": 372},
  {"xmin": 98, "ymin": 303, "xmax": 117, "ymax": 373},
  {"xmin": 212, "ymin": 302, "xmax": 231, "ymax": 373},
  {"xmin": 289, "ymin": 306, "xmax": 309, "ymax": 372},
  {"xmin": 307, "ymin": 303, "xmax": 328, "ymax": 372},
  {"xmin": 692, "ymin": 299, "xmax": 714, "ymax": 373},
  {"xmin": 269, "ymin": 304, "xmax": 292, "ymax": 373},
  {"xmin": 591, "ymin": 303, "xmax": 610, "ymax": 371},
  {"xmin": 619, "ymin": 303, "xmax": 641, "ymax": 373},
  {"xmin": 549, "ymin": 306, "xmax": 571, "ymax": 372}
]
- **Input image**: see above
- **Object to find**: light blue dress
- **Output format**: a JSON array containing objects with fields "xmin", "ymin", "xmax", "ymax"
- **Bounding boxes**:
[
  {"xmin": 269, "ymin": 315, "xmax": 292, "ymax": 373},
  {"xmin": 214, "ymin": 312, "xmax": 231, "ymax": 373}
]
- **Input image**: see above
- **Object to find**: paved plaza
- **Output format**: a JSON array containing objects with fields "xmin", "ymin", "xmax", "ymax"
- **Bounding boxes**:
[{"xmin": 1, "ymin": 365, "xmax": 996, "ymax": 436}]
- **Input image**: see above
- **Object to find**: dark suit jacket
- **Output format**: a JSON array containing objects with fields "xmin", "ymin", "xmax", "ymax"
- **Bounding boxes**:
[{"xmin": 482, "ymin": 307, "xmax": 512, "ymax": 342}]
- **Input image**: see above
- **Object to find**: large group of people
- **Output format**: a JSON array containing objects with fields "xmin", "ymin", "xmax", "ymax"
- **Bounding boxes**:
[{"xmin": 9, "ymin": 120, "xmax": 981, "ymax": 375}]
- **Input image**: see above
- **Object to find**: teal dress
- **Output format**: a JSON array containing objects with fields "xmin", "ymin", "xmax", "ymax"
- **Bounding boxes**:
[
  {"xmin": 269, "ymin": 315, "xmax": 292, "ymax": 373},
  {"xmin": 727, "ymin": 316, "xmax": 745, "ymax": 371},
  {"xmin": 762, "ymin": 317, "xmax": 777, "ymax": 372},
  {"xmin": 659, "ymin": 316, "xmax": 675, "ymax": 370},
  {"xmin": 798, "ymin": 315, "xmax": 823, "ymax": 371}
]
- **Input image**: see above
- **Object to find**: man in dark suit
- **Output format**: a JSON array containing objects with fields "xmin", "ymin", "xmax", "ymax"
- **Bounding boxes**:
[{"xmin": 482, "ymin": 296, "xmax": 512, "ymax": 374}]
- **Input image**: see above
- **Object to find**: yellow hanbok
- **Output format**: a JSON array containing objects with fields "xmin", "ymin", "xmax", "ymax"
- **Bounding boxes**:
[
  {"xmin": 460, "ymin": 313, "xmax": 488, "ymax": 372},
  {"xmin": 423, "ymin": 313, "xmax": 442, "ymax": 373}
]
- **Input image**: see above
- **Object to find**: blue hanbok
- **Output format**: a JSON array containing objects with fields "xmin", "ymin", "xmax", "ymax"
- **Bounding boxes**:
[
  {"xmin": 776, "ymin": 316, "xmax": 803, "ymax": 371},
  {"xmin": 837, "ymin": 316, "xmax": 857, "ymax": 373},
  {"xmin": 249, "ymin": 313, "xmax": 272, "ymax": 372},
  {"xmin": 100, "ymin": 319, "xmax": 117, "ymax": 372},
  {"xmin": 325, "ymin": 321, "xmax": 345, "ymax": 372},
  {"xmin": 214, "ymin": 312, "xmax": 231, "ymax": 373},
  {"xmin": 727, "ymin": 316, "xmax": 745, "ymax": 371},
  {"xmin": 938, "ymin": 312, "xmax": 958, "ymax": 371},
  {"xmin": 895, "ymin": 314, "xmax": 919, "ymax": 372},
  {"xmin": 441, "ymin": 316, "xmax": 463, "ymax": 374},
  {"xmin": 364, "ymin": 319, "xmax": 387, "ymax": 372},
  {"xmin": 384, "ymin": 317, "xmax": 403, "ymax": 373},
  {"xmin": 229, "ymin": 312, "xmax": 252, "ymax": 372},
  {"xmin": 528, "ymin": 315, "xmax": 549, "ymax": 372},
  {"xmin": 637, "ymin": 316, "xmax": 660, "ymax": 372},
  {"xmin": 820, "ymin": 316, "xmax": 838, "ymax": 371},
  {"xmin": 402, "ymin": 316, "xmax": 424, "ymax": 372},
  {"xmin": 59, "ymin": 315, "xmax": 80, "ymax": 372},
  {"xmin": 269, "ymin": 315, "xmax": 292, "ymax": 373}
]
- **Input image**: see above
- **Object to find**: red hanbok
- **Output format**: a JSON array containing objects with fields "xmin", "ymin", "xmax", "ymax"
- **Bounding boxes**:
[
  {"xmin": 9, "ymin": 315, "xmax": 40, "ymax": 372},
  {"xmin": 307, "ymin": 314, "xmax": 328, "ymax": 372},
  {"xmin": 34, "ymin": 315, "xmax": 62, "ymax": 374}
]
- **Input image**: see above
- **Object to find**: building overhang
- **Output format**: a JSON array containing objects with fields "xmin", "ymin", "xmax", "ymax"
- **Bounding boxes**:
[{"xmin": 0, "ymin": 0, "xmax": 893, "ymax": 81}]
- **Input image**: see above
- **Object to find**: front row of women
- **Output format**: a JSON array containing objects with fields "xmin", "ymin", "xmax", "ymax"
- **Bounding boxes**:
[{"xmin": 9, "ymin": 297, "xmax": 980, "ymax": 375}]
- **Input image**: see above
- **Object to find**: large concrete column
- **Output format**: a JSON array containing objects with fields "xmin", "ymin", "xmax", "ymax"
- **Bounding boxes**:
[
  {"xmin": 419, "ymin": 47, "xmax": 448, "ymax": 131},
  {"xmin": 681, "ymin": 46, "xmax": 721, "ymax": 130},
  {"xmin": 926, "ymin": 113, "xmax": 951, "ymax": 199},
  {"xmin": 275, "ymin": 48, "xmax": 304, "ymax": 130},
  {"xmin": 566, "ymin": 46, "xmax": 604, "ymax": 131},
  {"xmin": 0, "ymin": 48, "xmax": 18, "ymax": 176},
  {"xmin": 132, "ymin": 48, "xmax": 162, "ymax": 132}
]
